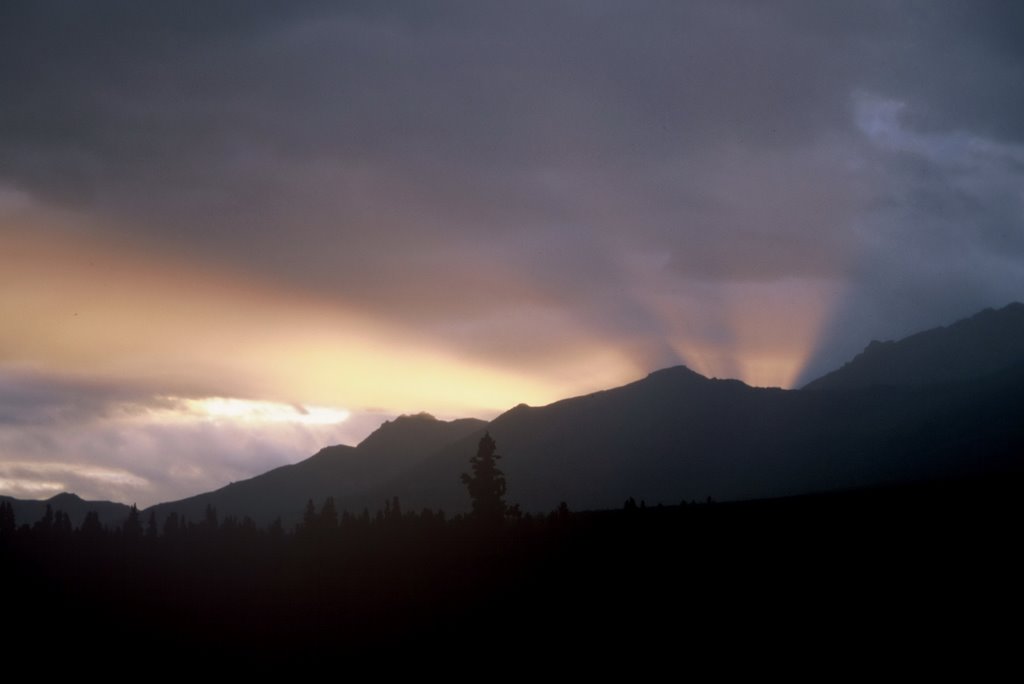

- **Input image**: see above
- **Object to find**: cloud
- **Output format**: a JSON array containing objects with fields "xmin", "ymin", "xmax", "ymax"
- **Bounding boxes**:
[
  {"xmin": 0, "ymin": 368, "xmax": 402, "ymax": 506},
  {"xmin": 3, "ymin": 4, "xmax": 1020, "ymax": 378},
  {"xmin": 797, "ymin": 91, "xmax": 1024, "ymax": 383}
]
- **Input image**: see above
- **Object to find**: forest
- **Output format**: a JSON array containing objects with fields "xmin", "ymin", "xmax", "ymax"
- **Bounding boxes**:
[{"xmin": 3, "ymin": 455, "xmax": 1019, "ymax": 663}]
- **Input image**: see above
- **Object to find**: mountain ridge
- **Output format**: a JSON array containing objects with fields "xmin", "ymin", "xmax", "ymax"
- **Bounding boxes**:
[
  {"xmin": 145, "ymin": 413, "xmax": 487, "ymax": 525},
  {"xmin": 7, "ymin": 303, "xmax": 1024, "ymax": 525},
  {"xmin": 804, "ymin": 302, "xmax": 1024, "ymax": 390},
  {"xmin": 1, "ymin": 492, "xmax": 131, "ymax": 528}
]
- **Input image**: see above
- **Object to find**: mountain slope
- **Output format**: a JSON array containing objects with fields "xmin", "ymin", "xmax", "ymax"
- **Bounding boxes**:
[
  {"xmin": 1, "ymin": 492, "xmax": 131, "ymax": 528},
  {"xmin": 804, "ymin": 302, "xmax": 1024, "ymax": 390},
  {"xmin": 147, "ymin": 413, "xmax": 486, "ymax": 525},
  {"xmin": 151, "ymin": 323, "xmax": 1024, "ymax": 520},
  {"xmin": 379, "ymin": 362, "xmax": 1024, "ymax": 513},
  {"xmin": 50, "ymin": 304, "xmax": 1024, "ymax": 523}
]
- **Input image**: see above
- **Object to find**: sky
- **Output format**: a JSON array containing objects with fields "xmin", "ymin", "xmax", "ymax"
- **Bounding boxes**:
[{"xmin": 2, "ymin": 1, "xmax": 1023, "ymax": 506}]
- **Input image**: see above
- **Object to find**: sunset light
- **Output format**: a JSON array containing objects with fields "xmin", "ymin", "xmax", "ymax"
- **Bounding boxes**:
[{"xmin": 179, "ymin": 398, "xmax": 351, "ymax": 426}]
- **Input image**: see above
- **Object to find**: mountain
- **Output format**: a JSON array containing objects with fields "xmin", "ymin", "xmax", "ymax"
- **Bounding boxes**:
[
  {"xmin": 145, "ymin": 304, "xmax": 1024, "ymax": 519},
  {"xmin": 804, "ymin": 302, "xmax": 1024, "ymax": 390},
  {"xmin": 377, "ymin": 361, "xmax": 1024, "ymax": 512},
  {"xmin": 146, "ymin": 413, "xmax": 486, "ymax": 526},
  {"xmin": 0, "ymin": 492, "xmax": 131, "ymax": 529},
  {"xmin": 17, "ymin": 304, "xmax": 1022, "ymax": 525}
]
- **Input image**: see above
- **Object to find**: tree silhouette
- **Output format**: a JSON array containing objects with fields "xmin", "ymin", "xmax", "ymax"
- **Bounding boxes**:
[
  {"xmin": 34, "ymin": 504, "xmax": 54, "ymax": 536},
  {"xmin": 53, "ymin": 510, "xmax": 72, "ymax": 538},
  {"xmin": 0, "ymin": 501, "xmax": 16, "ymax": 539},
  {"xmin": 123, "ymin": 504, "xmax": 142, "ymax": 540},
  {"xmin": 319, "ymin": 496, "xmax": 338, "ymax": 530},
  {"xmin": 162, "ymin": 512, "xmax": 181, "ymax": 538},
  {"xmin": 80, "ymin": 510, "xmax": 102, "ymax": 538},
  {"xmin": 302, "ymin": 499, "xmax": 317, "ymax": 532},
  {"xmin": 461, "ymin": 432, "xmax": 507, "ymax": 525},
  {"xmin": 146, "ymin": 510, "xmax": 158, "ymax": 539},
  {"xmin": 203, "ymin": 504, "xmax": 219, "ymax": 531}
]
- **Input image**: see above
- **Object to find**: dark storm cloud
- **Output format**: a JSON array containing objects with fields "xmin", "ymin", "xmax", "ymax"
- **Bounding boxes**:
[
  {"xmin": 1, "ymin": 2, "xmax": 862, "ymax": 231},
  {"xmin": 797, "ymin": 90, "xmax": 1024, "ymax": 383},
  {"xmin": 2, "ymin": 1, "xmax": 1022, "ymax": 378},
  {"xmin": 0, "ymin": 369, "xmax": 174, "ymax": 427},
  {"xmin": 867, "ymin": 2, "xmax": 1024, "ymax": 143}
]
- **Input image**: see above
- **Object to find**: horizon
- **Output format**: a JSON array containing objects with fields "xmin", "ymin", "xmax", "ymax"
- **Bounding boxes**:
[
  {"xmin": 0, "ymin": 359, "xmax": 804, "ymax": 508},
  {"xmin": 3, "ymin": 3, "xmax": 1023, "ymax": 506},
  {"xmin": 5, "ymin": 299, "xmax": 1022, "ymax": 511}
]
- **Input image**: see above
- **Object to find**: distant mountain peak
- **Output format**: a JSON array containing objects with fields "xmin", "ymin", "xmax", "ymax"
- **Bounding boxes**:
[
  {"xmin": 142, "ymin": 304, "xmax": 1024, "ymax": 522},
  {"xmin": 5, "ymin": 492, "xmax": 130, "ymax": 528},
  {"xmin": 983, "ymin": 301, "xmax": 1024, "ymax": 314},
  {"xmin": 356, "ymin": 412, "xmax": 486, "ymax": 452},
  {"xmin": 393, "ymin": 412, "xmax": 438, "ymax": 422},
  {"xmin": 644, "ymin": 365, "xmax": 707, "ymax": 381},
  {"xmin": 149, "ymin": 410, "xmax": 487, "ymax": 525},
  {"xmin": 48, "ymin": 492, "xmax": 84, "ymax": 503},
  {"xmin": 804, "ymin": 302, "xmax": 1024, "ymax": 390}
]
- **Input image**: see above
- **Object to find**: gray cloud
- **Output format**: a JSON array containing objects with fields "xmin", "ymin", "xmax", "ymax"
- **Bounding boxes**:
[
  {"xmin": 2, "ymin": 2, "xmax": 1022, "ymax": 381},
  {"xmin": 0, "ymin": 370, "xmax": 399, "ymax": 506},
  {"xmin": 0, "ymin": 370, "xmax": 173, "ymax": 426},
  {"xmin": 798, "ymin": 93, "xmax": 1024, "ymax": 383}
]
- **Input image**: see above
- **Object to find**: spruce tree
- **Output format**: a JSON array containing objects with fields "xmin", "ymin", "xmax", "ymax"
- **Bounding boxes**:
[
  {"xmin": 122, "ymin": 504, "xmax": 142, "ymax": 540},
  {"xmin": 0, "ymin": 501, "xmax": 16, "ymax": 539},
  {"xmin": 461, "ymin": 432, "xmax": 507, "ymax": 525}
]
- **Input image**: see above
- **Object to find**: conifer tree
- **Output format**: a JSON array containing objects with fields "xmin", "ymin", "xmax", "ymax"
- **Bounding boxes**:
[
  {"xmin": 123, "ymin": 504, "xmax": 142, "ymax": 540},
  {"xmin": 319, "ymin": 496, "xmax": 338, "ymax": 530},
  {"xmin": 302, "ymin": 499, "xmax": 318, "ymax": 533},
  {"xmin": 80, "ymin": 510, "xmax": 102, "ymax": 538},
  {"xmin": 0, "ymin": 501, "xmax": 15, "ymax": 539},
  {"xmin": 461, "ymin": 432, "xmax": 507, "ymax": 525}
]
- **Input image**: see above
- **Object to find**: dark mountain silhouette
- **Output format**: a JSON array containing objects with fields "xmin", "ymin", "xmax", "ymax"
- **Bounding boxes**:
[
  {"xmin": 0, "ymin": 492, "xmax": 131, "ymax": 528},
  {"xmin": 10, "ymin": 304, "xmax": 1024, "ymax": 525},
  {"xmin": 135, "ymin": 303, "xmax": 1024, "ymax": 518},
  {"xmin": 804, "ymin": 302, "xmax": 1024, "ymax": 390},
  {"xmin": 378, "ymin": 361, "xmax": 1024, "ymax": 512},
  {"xmin": 7, "ymin": 307, "xmax": 1023, "ymax": 664},
  {"xmin": 146, "ymin": 413, "xmax": 486, "ymax": 526}
]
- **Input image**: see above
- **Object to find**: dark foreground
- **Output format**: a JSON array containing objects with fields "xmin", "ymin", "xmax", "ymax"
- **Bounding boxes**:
[{"xmin": 3, "ymin": 476, "xmax": 1021, "ymax": 667}]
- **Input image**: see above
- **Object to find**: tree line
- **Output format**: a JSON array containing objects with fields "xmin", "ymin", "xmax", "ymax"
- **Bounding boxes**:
[{"xmin": 0, "ymin": 433, "xmax": 568, "ymax": 548}]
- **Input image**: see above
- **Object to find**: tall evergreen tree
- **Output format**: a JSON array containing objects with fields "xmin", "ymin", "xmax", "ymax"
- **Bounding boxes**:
[
  {"xmin": 302, "ymin": 499, "xmax": 317, "ymax": 532},
  {"xmin": 54, "ymin": 510, "xmax": 72, "ymax": 537},
  {"xmin": 203, "ymin": 504, "xmax": 219, "ymax": 531},
  {"xmin": 461, "ymin": 432, "xmax": 507, "ymax": 525},
  {"xmin": 123, "ymin": 504, "xmax": 142, "ymax": 540},
  {"xmin": 319, "ymin": 496, "xmax": 338, "ymax": 530},
  {"xmin": 0, "ymin": 501, "xmax": 15, "ymax": 539},
  {"xmin": 80, "ymin": 511, "xmax": 102, "ymax": 538},
  {"xmin": 34, "ymin": 504, "xmax": 54, "ymax": 536},
  {"xmin": 162, "ymin": 511, "xmax": 181, "ymax": 538}
]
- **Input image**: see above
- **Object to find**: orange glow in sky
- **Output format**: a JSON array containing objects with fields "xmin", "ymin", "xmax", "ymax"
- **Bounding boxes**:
[{"xmin": 1, "ymin": 216, "xmax": 643, "ymax": 420}]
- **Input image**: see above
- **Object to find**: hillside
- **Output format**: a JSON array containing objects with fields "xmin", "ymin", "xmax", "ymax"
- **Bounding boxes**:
[
  {"xmin": 146, "ymin": 413, "xmax": 486, "ymax": 525},
  {"xmin": 804, "ymin": 302, "xmax": 1024, "ymax": 390},
  {"xmin": 1, "ymin": 492, "xmax": 131, "ymax": 529},
  {"xmin": 376, "ymin": 362, "xmax": 1024, "ymax": 513},
  {"xmin": 9, "ymin": 304, "xmax": 1024, "ymax": 526}
]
